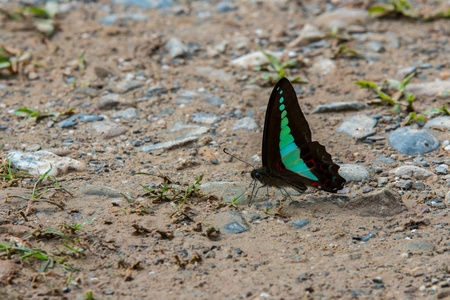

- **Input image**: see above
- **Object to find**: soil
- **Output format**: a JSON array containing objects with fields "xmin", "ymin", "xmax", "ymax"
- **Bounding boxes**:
[{"xmin": 0, "ymin": 0, "xmax": 449, "ymax": 299}]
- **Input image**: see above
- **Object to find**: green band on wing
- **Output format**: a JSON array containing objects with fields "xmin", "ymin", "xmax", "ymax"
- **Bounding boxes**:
[
  {"xmin": 281, "ymin": 110, "xmax": 287, "ymax": 118},
  {"xmin": 279, "ymin": 133, "xmax": 294, "ymax": 149},
  {"xmin": 280, "ymin": 126, "xmax": 291, "ymax": 140},
  {"xmin": 279, "ymin": 97, "xmax": 284, "ymax": 103},
  {"xmin": 281, "ymin": 117, "xmax": 288, "ymax": 129},
  {"xmin": 279, "ymin": 104, "xmax": 285, "ymax": 111},
  {"xmin": 289, "ymin": 163, "xmax": 318, "ymax": 180},
  {"xmin": 282, "ymin": 147, "xmax": 300, "ymax": 166},
  {"xmin": 280, "ymin": 142, "xmax": 297, "ymax": 157}
]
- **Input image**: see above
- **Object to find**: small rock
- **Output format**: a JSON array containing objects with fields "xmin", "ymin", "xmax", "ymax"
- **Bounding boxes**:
[
  {"xmin": 72, "ymin": 87, "xmax": 99, "ymax": 98},
  {"xmin": 372, "ymin": 156, "xmax": 396, "ymax": 165},
  {"xmin": 80, "ymin": 185, "xmax": 124, "ymax": 198},
  {"xmin": 396, "ymin": 180, "xmax": 413, "ymax": 190},
  {"xmin": 100, "ymin": 13, "xmax": 148, "ymax": 25},
  {"xmin": 362, "ymin": 186, "xmax": 373, "ymax": 193},
  {"xmin": 114, "ymin": 80, "xmax": 144, "ymax": 94},
  {"xmin": 361, "ymin": 232, "xmax": 376, "ymax": 242},
  {"xmin": 291, "ymin": 220, "xmax": 310, "ymax": 229},
  {"xmin": 312, "ymin": 8, "xmax": 369, "ymax": 31},
  {"xmin": 310, "ymin": 57, "xmax": 336, "ymax": 76},
  {"xmin": 195, "ymin": 66, "xmax": 233, "ymax": 81},
  {"xmin": 425, "ymin": 116, "xmax": 450, "ymax": 130},
  {"xmin": 345, "ymin": 189, "xmax": 407, "ymax": 217},
  {"xmin": 411, "ymin": 182, "xmax": 425, "ymax": 191},
  {"xmin": 24, "ymin": 144, "xmax": 41, "ymax": 152},
  {"xmin": 231, "ymin": 51, "xmax": 283, "ymax": 69},
  {"xmin": 233, "ymin": 117, "xmax": 258, "ymax": 131},
  {"xmin": 97, "ymin": 94, "xmax": 120, "ymax": 110},
  {"xmin": 435, "ymin": 164, "xmax": 448, "ymax": 175},
  {"xmin": 407, "ymin": 243, "xmax": 435, "ymax": 253},
  {"xmin": 111, "ymin": 0, "xmax": 173, "ymax": 9},
  {"xmin": 200, "ymin": 182, "xmax": 248, "ymax": 203},
  {"xmin": 191, "ymin": 113, "xmax": 221, "ymax": 125},
  {"xmin": 288, "ymin": 24, "xmax": 325, "ymax": 48},
  {"xmin": 216, "ymin": 0, "xmax": 237, "ymax": 13},
  {"xmin": 366, "ymin": 41, "xmax": 384, "ymax": 53},
  {"xmin": 7, "ymin": 150, "xmax": 85, "ymax": 176},
  {"xmin": 388, "ymin": 127, "xmax": 440, "ymax": 155},
  {"xmin": 212, "ymin": 211, "xmax": 249, "ymax": 234},
  {"xmin": 165, "ymin": 38, "xmax": 188, "ymax": 58},
  {"xmin": 91, "ymin": 121, "xmax": 128, "ymax": 139},
  {"xmin": 203, "ymin": 96, "xmax": 223, "ymax": 107},
  {"xmin": 405, "ymin": 80, "xmax": 450, "ymax": 98},
  {"xmin": 446, "ymin": 190, "xmax": 450, "ymax": 206},
  {"xmin": 313, "ymin": 101, "xmax": 368, "ymax": 113},
  {"xmin": 111, "ymin": 108, "xmax": 138, "ymax": 120},
  {"xmin": 337, "ymin": 115, "xmax": 377, "ymax": 140},
  {"xmin": 339, "ymin": 164, "xmax": 370, "ymax": 182},
  {"xmin": 389, "ymin": 166, "xmax": 436, "ymax": 180}
]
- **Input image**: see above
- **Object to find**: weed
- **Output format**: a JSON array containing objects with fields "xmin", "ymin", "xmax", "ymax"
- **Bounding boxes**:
[
  {"xmin": 0, "ymin": 155, "xmax": 31, "ymax": 185},
  {"xmin": 333, "ymin": 45, "xmax": 363, "ymax": 59},
  {"xmin": 0, "ymin": 45, "xmax": 33, "ymax": 77},
  {"xmin": 14, "ymin": 107, "xmax": 75, "ymax": 123},
  {"xmin": 369, "ymin": 0, "xmax": 419, "ymax": 19},
  {"xmin": 256, "ymin": 45, "xmax": 306, "ymax": 84}
]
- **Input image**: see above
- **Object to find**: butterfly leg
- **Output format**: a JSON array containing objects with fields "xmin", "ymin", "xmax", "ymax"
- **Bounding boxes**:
[
  {"xmin": 249, "ymin": 184, "xmax": 267, "ymax": 207},
  {"xmin": 279, "ymin": 188, "xmax": 295, "ymax": 204}
]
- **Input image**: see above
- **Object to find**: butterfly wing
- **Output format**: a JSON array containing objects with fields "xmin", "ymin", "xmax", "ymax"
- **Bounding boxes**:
[{"xmin": 261, "ymin": 78, "xmax": 346, "ymax": 193}]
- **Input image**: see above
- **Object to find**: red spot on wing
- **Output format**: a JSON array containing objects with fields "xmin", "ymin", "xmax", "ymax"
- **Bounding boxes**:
[
  {"xmin": 276, "ymin": 161, "xmax": 284, "ymax": 171},
  {"xmin": 312, "ymin": 182, "xmax": 319, "ymax": 187}
]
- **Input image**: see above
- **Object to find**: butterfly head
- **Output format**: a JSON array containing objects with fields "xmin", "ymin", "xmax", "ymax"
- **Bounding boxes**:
[{"xmin": 251, "ymin": 167, "xmax": 267, "ymax": 185}]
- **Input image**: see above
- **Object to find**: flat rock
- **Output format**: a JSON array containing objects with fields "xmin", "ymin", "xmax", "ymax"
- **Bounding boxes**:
[
  {"xmin": 195, "ymin": 66, "xmax": 233, "ymax": 81},
  {"xmin": 80, "ymin": 185, "xmax": 123, "ymax": 198},
  {"xmin": 97, "ymin": 94, "xmax": 120, "ymax": 110},
  {"xmin": 114, "ymin": 80, "xmax": 144, "ymax": 94},
  {"xmin": 288, "ymin": 24, "xmax": 325, "ymax": 48},
  {"xmin": 312, "ymin": 8, "xmax": 369, "ymax": 31},
  {"xmin": 72, "ymin": 87, "xmax": 99, "ymax": 98},
  {"xmin": 445, "ymin": 190, "xmax": 450, "ymax": 206},
  {"xmin": 313, "ymin": 101, "xmax": 369, "ymax": 113},
  {"xmin": 211, "ymin": 211, "xmax": 249, "ymax": 234},
  {"xmin": 91, "ymin": 121, "xmax": 128, "ymax": 139},
  {"xmin": 216, "ymin": 0, "xmax": 237, "ymax": 13},
  {"xmin": 345, "ymin": 189, "xmax": 407, "ymax": 217},
  {"xmin": 372, "ymin": 156, "xmax": 397, "ymax": 165},
  {"xmin": 339, "ymin": 164, "xmax": 370, "ymax": 182},
  {"xmin": 424, "ymin": 116, "xmax": 450, "ymax": 130},
  {"xmin": 165, "ymin": 37, "xmax": 188, "ymax": 58},
  {"xmin": 231, "ymin": 51, "xmax": 283, "ymax": 69},
  {"xmin": 111, "ymin": 107, "xmax": 138, "ymax": 119},
  {"xmin": 337, "ymin": 114, "xmax": 377, "ymax": 139},
  {"xmin": 111, "ymin": 0, "xmax": 173, "ymax": 9},
  {"xmin": 388, "ymin": 127, "xmax": 440, "ymax": 155},
  {"xmin": 290, "ymin": 219, "xmax": 310, "ymax": 229},
  {"xmin": 405, "ymin": 80, "xmax": 450, "ymax": 98},
  {"xmin": 191, "ymin": 113, "xmax": 221, "ymax": 125},
  {"xmin": 310, "ymin": 57, "xmax": 336, "ymax": 76},
  {"xmin": 406, "ymin": 242, "xmax": 435, "ymax": 253},
  {"xmin": 389, "ymin": 166, "xmax": 436, "ymax": 180},
  {"xmin": 57, "ymin": 114, "xmax": 103, "ymax": 128},
  {"xmin": 233, "ymin": 117, "xmax": 258, "ymax": 131},
  {"xmin": 7, "ymin": 150, "xmax": 86, "ymax": 176},
  {"xmin": 100, "ymin": 13, "xmax": 148, "ymax": 25}
]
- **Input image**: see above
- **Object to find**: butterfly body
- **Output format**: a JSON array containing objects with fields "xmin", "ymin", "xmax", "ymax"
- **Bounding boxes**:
[{"xmin": 251, "ymin": 78, "xmax": 345, "ymax": 200}]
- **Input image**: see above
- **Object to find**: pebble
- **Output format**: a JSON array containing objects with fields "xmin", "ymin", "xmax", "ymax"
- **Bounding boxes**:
[
  {"xmin": 114, "ymin": 80, "xmax": 144, "ymax": 94},
  {"xmin": 411, "ymin": 182, "xmax": 425, "ymax": 191},
  {"xmin": 111, "ymin": 0, "xmax": 173, "ymax": 9},
  {"xmin": 337, "ymin": 114, "xmax": 377, "ymax": 140},
  {"xmin": 97, "ymin": 94, "xmax": 120, "ymax": 110},
  {"xmin": 310, "ymin": 57, "xmax": 336, "ymax": 76},
  {"xmin": 406, "ymin": 80, "xmax": 450, "ymax": 98},
  {"xmin": 388, "ymin": 127, "xmax": 440, "ymax": 155},
  {"xmin": 366, "ymin": 41, "xmax": 384, "ymax": 53},
  {"xmin": 233, "ymin": 117, "xmax": 258, "ymax": 131},
  {"xmin": 372, "ymin": 156, "xmax": 396, "ymax": 165},
  {"xmin": 389, "ymin": 166, "xmax": 436, "ymax": 180},
  {"xmin": 346, "ymin": 189, "xmax": 407, "ymax": 217},
  {"xmin": 312, "ymin": 8, "xmax": 369, "ymax": 31},
  {"xmin": 191, "ymin": 113, "xmax": 221, "ymax": 125},
  {"xmin": 111, "ymin": 108, "xmax": 138, "ymax": 120},
  {"xmin": 7, "ymin": 150, "xmax": 86, "ymax": 176},
  {"xmin": 91, "ymin": 121, "xmax": 128, "ymax": 139},
  {"xmin": 339, "ymin": 164, "xmax": 370, "ymax": 182},
  {"xmin": 313, "ymin": 101, "xmax": 368, "ymax": 113},
  {"xmin": 290, "ymin": 219, "xmax": 310, "ymax": 229},
  {"xmin": 407, "ymin": 242, "xmax": 435, "ymax": 253},
  {"xmin": 57, "ymin": 114, "xmax": 103, "ymax": 128},
  {"xmin": 396, "ymin": 180, "xmax": 413, "ymax": 190},
  {"xmin": 100, "ymin": 13, "xmax": 148, "ymax": 25},
  {"xmin": 24, "ymin": 144, "xmax": 41, "ymax": 152},
  {"xmin": 288, "ymin": 24, "xmax": 325, "ymax": 48},
  {"xmin": 424, "ymin": 116, "xmax": 450, "ymax": 130},
  {"xmin": 165, "ymin": 37, "xmax": 189, "ymax": 58},
  {"xmin": 231, "ymin": 51, "xmax": 283, "ymax": 69},
  {"xmin": 216, "ymin": 0, "xmax": 237, "ymax": 13},
  {"xmin": 72, "ymin": 87, "xmax": 99, "ymax": 98},
  {"xmin": 446, "ymin": 190, "xmax": 450, "ymax": 205},
  {"xmin": 80, "ymin": 185, "xmax": 123, "ymax": 198},
  {"xmin": 213, "ymin": 211, "xmax": 249, "ymax": 234},
  {"xmin": 435, "ymin": 164, "xmax": 448, "ymax": 175},
  {"xmin": 203, "ymin": 96, "xmax": 224, "ymax": 107}
]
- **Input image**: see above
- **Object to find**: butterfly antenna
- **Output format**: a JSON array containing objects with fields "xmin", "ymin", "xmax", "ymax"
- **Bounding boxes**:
[{"xmin": 223, "ymin": 148, "xmax": 254, "ymax": 169}]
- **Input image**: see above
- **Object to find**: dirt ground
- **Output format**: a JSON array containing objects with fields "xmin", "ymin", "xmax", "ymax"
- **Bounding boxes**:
[{"xmin": 0, "ymin": 0, "xmax": 449, "ymax": 299}]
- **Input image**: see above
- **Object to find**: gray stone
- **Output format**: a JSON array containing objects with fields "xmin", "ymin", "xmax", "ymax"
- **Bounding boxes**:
[
  {"xmin": 288, "ymin": 24, "xmax": 325, "ymax": 48},
  {"xmin": 366, "ymin": 41, "xmax": 384, "ymax": 53},
  {"xmin": 339, "ymin": 164, "xmax": 370, "ymax": 182},
  {"xmin": 397, "ymin": 66, "xmax": 416, "ymax": 77},
  {"xmin": 111, "ymin": 107, "xmax": 138, "ymax": 120},
  {"xmin": 389, "ymin": 166, "xmax": 436, "ymax": 180},
  {"xmin": 313, "ymin": 101, "xmax": 368, "ymax": 113},
  {"xmin": 445, "ymin": 190, "xmax": 450, "ymax": 206},
  {"xmin": 312, "ymin": 8, "xmax": 369, "ymax": 31},
  {"xmin": 412, "ymin": 182, "xmax": 425, "ymax": 191},
  {"xmin": 97, "ymin": 94, "xmax": 120, "ymax": 110},
  {"xmin": 72, "ymin": 87, "xmax": 99, "ymax": 98},
  {"xmin": 406, "ymin": 242, "xmax": 435, "ymax": 253},
  {"xmin": 291, "ymin": 220, "xmax": 310, "ymax": 229},
  {"xmin": 191, "ymin": 113, "xmax": 221, "ymax": 125},
  {"xmin": 57, "ymin": 114, "xmax": 103, "ymax": 128},
  {"xmin": 337, "ymin": 115, "xmax": 377, "ymax": 139},
  {"xmin": 425, "ymin": 116, "xmax": 450, "ymax": 130},
  {"xmin": 111, "ymin": 0, "xmax": 173, "ymax": 9},
  {"xmin": 203, "ymin": 96, "xmax": 223, "ymax": 107},
  {"xmin": 310, "ymin": 57, "xmax": 336, "ymax": 76},
  {"xmin": 388, "ymin": 127, "xmax": 440, "ymax": 155},
  {"xmin": 233, "ymin": 117, "xmax": 258, "ymax": 131},
  {"xmin": 345, "ymin": 189, "xmax": 407, "ymax": 217},
  {"xmin": 396, "ymin": 180, "xmax": 413, "ymax": 190},
  {"xmin": 100, "ymin": 13, "xmax": 148, "ymax": 25},
  {"xmin": 213, "ymin": 211, "xmax": 249, "ymax": 234},
  {"xmin": 165, "ymin": 38, "xmax": 188, "ymax": 58},
  {"xmin": 216, "ymin": 0, "xmax": 237, "ymax": 13},
  {"xmin": 91, "ymin": 121, "xmax": 127, "ymax": 139},
  {"xmin": 435, "ymin": 164, "xmax": 448, "ymax": 175},
  {"xmin": 114, "ymin": 80, "xmax": 144, "ymax": 94},
  {"xmin": 405, "ymin": 80, "xmax": 450, "ymax": 98},
  {"xmin": 372, "ymin": 156, "xmax": 396, "ymax": 165},
  {"xmin": 24, "ymin": 144, "xmax": 41, "ymax": 152},
  {"xmin": 231, "ymin": 51, "xmax": 283, "ymax": 69},
  {"xmin": 140, "ymin": 137, "xmax": 198, "ymax": 152},
  {"xmin": 7, "ymin": 150, "xmax": 85, "ymax": 176},
  {"xmin": 80, "ymin": 185, "xmax": 123, "ymax": 198}
]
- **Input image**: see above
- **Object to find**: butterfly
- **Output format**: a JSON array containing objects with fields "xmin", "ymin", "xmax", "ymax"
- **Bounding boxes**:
[{"xmin": 249, "ymin": 77, "xmax": 346, "ymax": 204}]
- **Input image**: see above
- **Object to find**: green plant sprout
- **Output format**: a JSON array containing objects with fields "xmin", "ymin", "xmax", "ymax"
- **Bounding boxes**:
[
  {"xmin": 333, "ymin": 45, "xmax": 363, "ymax": 59},
  {"xmin": 14, "ymin": 107, "xmax": 75, "ymax": 123},
  {"xmin": 369, "ymin": 0, "xmax": 419, "ymax": 18},
  {"xmin": 256, "ymin": 45, "xmax": 305, "ymax": 84},
  {"xmin": 0, "ymin": 155, "xmax": 31, "ymax": 184}
]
